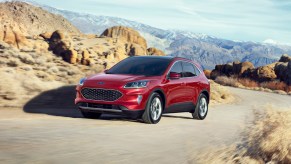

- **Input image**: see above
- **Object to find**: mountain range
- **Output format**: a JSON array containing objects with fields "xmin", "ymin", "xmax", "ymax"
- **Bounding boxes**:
[{"xmin": 20, "ymin": 0, "xmax": 291, "ymax": 69}]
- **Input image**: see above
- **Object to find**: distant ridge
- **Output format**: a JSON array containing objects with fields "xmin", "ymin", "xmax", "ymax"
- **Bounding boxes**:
[{"xmin": 13, "ymin": 0, "xmax": 291, "ymax": 69}]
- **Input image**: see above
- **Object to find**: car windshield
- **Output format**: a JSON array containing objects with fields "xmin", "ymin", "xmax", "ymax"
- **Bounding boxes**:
[{"xmin": 106, "ymin": 57, "xmax": 172, "ymax": 76}]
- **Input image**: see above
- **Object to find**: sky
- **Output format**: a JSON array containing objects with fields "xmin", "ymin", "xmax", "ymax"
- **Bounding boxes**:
[{"xmin": 20, "ymin": 0, "xmax": 291, "ymax": 43}]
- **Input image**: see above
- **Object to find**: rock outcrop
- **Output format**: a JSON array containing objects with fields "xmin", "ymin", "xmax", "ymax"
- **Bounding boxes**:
[
  {"xmin": 0, "ymin": 1, "xmax": 80, "ymax": 36},
  {"xmin": 147, "ymin": 47, "xmax": 165, "ymax": 56},
  {"xmin": 203, "ymin": 70, "xmax": 211, "ymax": 79},
  {"xmin": 101, "ymin": 26, "xmax": 147, "ymax": 48},
  {"xmin": 242, "ymin": 63, "xmax": 277, "ymax": 82},
  {"xmin": 210, "ymin": 61, "xmax": 254, "ymax": 79},
  {"xmin": 101, "ymin": 26, "xmax": 147, "ymax": 56},
  {"xmin": 0, "ymin": 25, "xmax": 28, "ymax": 48},
  {"xmin": 48, "ymin": 30, "xmax": 76, "ymax": 64},
  {"xmin": 279, "ymin": 54, "xmax": 291, "ymax": 63},
  {"xmin": 233, "ymin": 61, "xmax": 254, "ymax": 75},
  {"xmin": 274, "ymin": 62, "xmax": 288, "ymax": 81},
  {"xmin": 286, "ymin": 62, "xmax": 291, "ymax": 85}
]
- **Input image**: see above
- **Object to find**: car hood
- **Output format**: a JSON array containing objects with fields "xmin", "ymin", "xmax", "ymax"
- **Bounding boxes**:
[{"xmin": 86, "ymin": 73, "xmax": 148, "ymax": 84}]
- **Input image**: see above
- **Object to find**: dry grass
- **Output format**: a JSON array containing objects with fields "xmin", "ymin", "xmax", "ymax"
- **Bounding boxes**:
[
  {"xmin": 238, "ymin": 78, "xmax": 260, "ymax": 88},
  {"xmin": 197, "ymin": 106, "xmax": 291, "ymax": 164},
  {"xmin": 210, "ymin": 80, "xmax": 235, "ymax": 104},
  {"xmin": 215, "ymin": 76, "xmax": 241, "ymax": 87},
  {"xmin": 215, "ymin": 76, "xmax": 291, "ymax": 94},
  {"xmin": 261, "ymin": 81, "xmax": 291, "ymax": 93}
]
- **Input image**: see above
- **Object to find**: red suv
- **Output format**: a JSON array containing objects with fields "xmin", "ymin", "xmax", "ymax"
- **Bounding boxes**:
[{"xmin": 75, "ymin": 56, "xmax": 210, "ymax": 124}]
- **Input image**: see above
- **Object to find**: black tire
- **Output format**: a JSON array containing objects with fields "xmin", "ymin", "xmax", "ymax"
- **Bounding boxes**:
[
  {"xmin": 142, "ymin": 92, "xmax": 163, "ymax": 124},
  {"xmin": 192, "ymin": 94, "xmax": 208, "ymax": 120},
  {"xmin": 81, "ymin": 110, "xmax": 102, "ymax": 119}
]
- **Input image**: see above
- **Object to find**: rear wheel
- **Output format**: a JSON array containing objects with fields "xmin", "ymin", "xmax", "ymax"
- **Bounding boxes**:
[
  {"xmin": 142, "ymin": 92, "xmax": 163, "ymax": 124},
  {"xmin": 81, "ymin": 110, "xmax": 102, "ymax": 119},
  {"xmin": 192, "ymin": 94, "xmax": 208, "ymax": 120}
]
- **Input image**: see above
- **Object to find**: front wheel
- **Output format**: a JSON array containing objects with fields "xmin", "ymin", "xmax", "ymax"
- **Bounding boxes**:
[
  {"xmin": 142, "ymin": 92, "xmax": 163, "ymax": 124},
  {"xmin": 192, "ymin": 94, "xmax": 208, "ymax": 120}
]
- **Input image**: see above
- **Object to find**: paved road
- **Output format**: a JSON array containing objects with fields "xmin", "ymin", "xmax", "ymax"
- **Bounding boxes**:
[{"xmin": 0, "ymin": 87, "xmax": 291, "ymax": 164}]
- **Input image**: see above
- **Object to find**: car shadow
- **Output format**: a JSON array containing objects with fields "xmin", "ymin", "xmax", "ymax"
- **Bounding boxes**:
[
  {"xmin": 23, "ymin": 85, "xmax": 192, "ymax": 123},
  {"xmin": 23, "ymin": 85, "xmax": 142, "ymax": 123},
  {"xmin": 23, "ymin": 85, "xmax": 82, "ymax": 118},
  {"xmin": 162, "ymin": 114, "xmax": 193, "ymax": 120}
]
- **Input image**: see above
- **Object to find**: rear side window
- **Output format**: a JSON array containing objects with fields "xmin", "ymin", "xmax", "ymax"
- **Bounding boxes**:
[
  {"xmin": 182, "ymin": 62, "xmax": 196, "ymax": 77},
  {"xmin": 169, "ymin": 61, "xmax": 183, "ymax": 75}
]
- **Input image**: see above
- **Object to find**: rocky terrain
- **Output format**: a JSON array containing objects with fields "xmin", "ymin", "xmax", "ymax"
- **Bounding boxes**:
[
  {"xmin": 0, "ymin": 1, "xmax": 79, "ymax": 36},
  {"xmin": 0, "ymin": 1, "xmax": 169, "ymax": 108},
  {"xmin": 23, "ymin": 0, "xmax": 291, "ymax": 69},
  {"xmin": 207, "ymin": 54, "xmax": 291, "ymax": 93}
]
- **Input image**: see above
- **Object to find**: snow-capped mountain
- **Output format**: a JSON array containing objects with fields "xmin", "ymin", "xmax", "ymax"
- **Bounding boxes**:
[{"xmin": 19, "ymin": 0, "xmax": 291, "ymax": 69}]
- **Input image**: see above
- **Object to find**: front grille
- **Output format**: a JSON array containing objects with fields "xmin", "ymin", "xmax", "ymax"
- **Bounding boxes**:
[{"xmin": 81, "ymin": 88, "xmax": 122, "ymax": 101}]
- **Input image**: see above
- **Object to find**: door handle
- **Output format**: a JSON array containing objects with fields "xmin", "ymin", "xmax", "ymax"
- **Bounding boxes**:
[{"xmin": 181, "ymin": 82, "xmax": 186, "ymax": 86}]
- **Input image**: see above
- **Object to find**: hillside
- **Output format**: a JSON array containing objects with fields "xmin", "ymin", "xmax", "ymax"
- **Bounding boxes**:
[
  {"xmin": 0, "ymin": 1, "xmax": 167, "ymax": 108},
  {"xmin": 0, "ymin": 1, "xmax": 80, "ymax": 36},
  {"xmin": 22, "ymin": 0, "xmax": 291, "ymax": 69}
]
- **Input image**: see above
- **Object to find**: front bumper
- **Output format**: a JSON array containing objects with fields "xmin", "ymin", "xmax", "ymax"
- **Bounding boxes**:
[
  {"xmin": 75, "ymin": 85, "xmax": 150, "ymax": 117},
  {"xmin": 77, "ymin": 102, "xmax": 144, "ymax": 119}
]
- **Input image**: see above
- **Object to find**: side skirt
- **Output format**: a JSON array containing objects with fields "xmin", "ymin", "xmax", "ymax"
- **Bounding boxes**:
[{"xmin": 163, "ymin": 102, "xmax": 196, "ymax": 113}]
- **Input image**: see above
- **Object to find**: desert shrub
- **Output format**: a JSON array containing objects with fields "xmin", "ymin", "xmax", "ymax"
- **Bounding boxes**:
[
  {"xmin": 260, "ymin": 80, "xmax": 291, "ymax": 92},
  {"xmin": 18, "ymin": 53, "xmax": 35, "ymax": 65},
  {"xmin": 47, "ymin": 66, "xmax": 59, "ymax": 74},
  {"xmin": 197, "ymin": 106, "xmax": 291, "ymax": 163},
  {"xmin": 238, "ymin": 78, "xmax": 259, "ymax": 88},
  {"xmin": 20, "ymin": 65, "xmax": 32, "ymax": 71},
  {"xmin": 7, "ymin": 58, "xmax": 20, "ymax": 67},
  {"xmin": 210, "ymin": 80, "xmax": 234, "ymax": 104},
  {"xmin": 34, "ymin": 56, "xmax": 47, "ymax": 66},
  {"xmin": 215, "ymin": 75, "xmax": 291, "ymax": 94},
  {"xmin": 215, "ymin": 76, "xmax": 240, "ymax": 87}
]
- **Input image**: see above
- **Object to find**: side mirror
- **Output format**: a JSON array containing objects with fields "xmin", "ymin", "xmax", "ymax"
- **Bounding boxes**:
[
  {"xmin": 104, "ymin": 69, "xmax": 108, "ymax": 73},
  {"xmin": 169, "ymin": 72, "xmax": 181, "ymax": 79}
]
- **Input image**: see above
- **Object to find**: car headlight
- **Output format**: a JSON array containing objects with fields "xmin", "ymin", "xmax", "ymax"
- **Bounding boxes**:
[
  {"xmin": 79, "ymin": 78, "xmax": 86, "ymax": 86},
  {"xmin": 124, "ymin": 80, "xmax": 149, "ymax": 88}
]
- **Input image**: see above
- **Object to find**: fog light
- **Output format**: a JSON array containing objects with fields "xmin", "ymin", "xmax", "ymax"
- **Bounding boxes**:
[{"xmin": 137, "ymin": 95, "xmax": 143, "ymax": 105}]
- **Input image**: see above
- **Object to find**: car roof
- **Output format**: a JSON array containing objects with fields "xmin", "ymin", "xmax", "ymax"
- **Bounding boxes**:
[
  {"xmin": 130, "ymin": 56, "xmax": 198, "ymax": 64},
  {"xmin": 129, "ymin": 56, "xmax": 203, "ymax": 69},
  {"xmin": 130, "ymin": 56, "xmax": 175, "ymax": 61}
]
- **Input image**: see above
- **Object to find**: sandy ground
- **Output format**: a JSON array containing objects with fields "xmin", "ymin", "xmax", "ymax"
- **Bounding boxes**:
[{"xmin": 0, "ymin": 87, "xmax": 291, "ymax": 164}]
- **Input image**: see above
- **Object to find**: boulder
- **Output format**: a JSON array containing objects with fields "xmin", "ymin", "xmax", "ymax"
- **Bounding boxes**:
[
  {"xmin": 233, "ymin": 61, "xmax": 254, "ymax": 75},
  {"xmin": 279, "ymin": 54, "xmax": 291, "ymax": 63},
  {"xmin": 81, "ymin": 49, "xmax": 90, "ymax": 65},
  {"xmin": 243, "ymin": 64, "xmax": 277, "ymax": 82},
  {"xmin": 3, "ymin": 27, "xmax": 16, "ymax": 45},
  {"xmin": 214, "ymin": 63, "xmax": 233, "ymax": 76},
  {"xmin": 203, "ymin": 70, "xmax": 211, "ymax": 79},
  {"xmin": 101, "ymin": 26, "xmax": 147, "ymax": 49},
  {"xmin": 49, "ymin": 30, "xmax": 65, "ymax": 42},
  {"xmin": 147, "ymin": 47, "xmax": 166, "ymax": 56},
  {"xmin": 126, "ymin": 43, "xmax": 146, "ymax": 56},
  {"xmin": 48, "ymin": 30, "xmax": 72, "ymax": 58},
  {"xmin": 274, "ymin": 62, "xmax": 288, "ymax": 81},
  {"xmin": 286, "ymin": 61, "xmax": 291, "ymax": 85},
  {"xmin": 64, "ymin": 49, "xmax": 77, "ymax": 64},
  {"xmin": 210, "ymin": 70, "xmax": 224, "ymax": 79},
  {"xmin": 1, "ymin": 26, "xmax": 27, "ymax": 48},
  {"xmin": 39, "ymin": 32, "xmax": 52, "ymax": 40}
]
